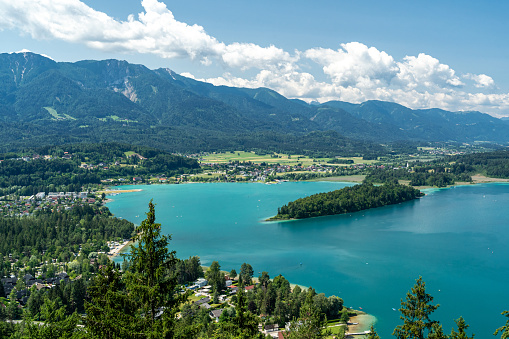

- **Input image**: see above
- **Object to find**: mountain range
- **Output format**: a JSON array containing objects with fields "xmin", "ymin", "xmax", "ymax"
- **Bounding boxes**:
[{"xmin": 1, "ymin": 51, "xmax": 508, "ymax": 153}]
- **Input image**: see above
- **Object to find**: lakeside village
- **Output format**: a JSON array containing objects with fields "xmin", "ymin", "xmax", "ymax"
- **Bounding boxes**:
[
  {"xmin": 1, "ymin": 264, "xmax": 366, "ymax": 338},
  {"xmin": 0, "ymin": 192, "xmax": 96, "ymax": 217},
  {"xmin": 1, "ymin": 150, "xmax": 353, "ymax": 185},
  {"xmin": 0, "ymin": 146, "xmax": 457, "ymax": 186}
]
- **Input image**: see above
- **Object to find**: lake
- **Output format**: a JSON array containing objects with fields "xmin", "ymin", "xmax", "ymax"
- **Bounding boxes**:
[{"xmin": 107, "ymin": 181, "xmax": 509, "ymax": 338}]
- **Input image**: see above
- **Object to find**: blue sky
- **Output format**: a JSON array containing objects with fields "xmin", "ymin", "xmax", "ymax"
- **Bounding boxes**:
[{"xmin": 1, "ymin": 0, "xmax": 509, "ymax": 116}]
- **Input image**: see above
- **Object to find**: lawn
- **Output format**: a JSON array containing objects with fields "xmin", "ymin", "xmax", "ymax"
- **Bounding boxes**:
[
  {"xmin": 326, "ymin": 323, "xmax": 347, "ymax": 338},
  {"xmin": 187, "ymin": 294, "xmax": 207, "ymax": 303}
]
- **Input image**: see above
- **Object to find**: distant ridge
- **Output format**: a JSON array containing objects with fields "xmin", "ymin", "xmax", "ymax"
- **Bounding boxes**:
[{"xmin": 1, "ymin": 51, "xmax": 508, "ymax": 152}]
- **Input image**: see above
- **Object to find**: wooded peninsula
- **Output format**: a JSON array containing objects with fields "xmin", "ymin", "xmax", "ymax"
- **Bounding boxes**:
[{"xmin": 268, "ymin": 182, "xmax": 424, "ymax": 221}]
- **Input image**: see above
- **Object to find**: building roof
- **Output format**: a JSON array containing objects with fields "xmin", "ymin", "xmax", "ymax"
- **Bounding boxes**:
[{"xmin": 210, "ymin": 309, "xmax": 224, "ymax": 318}]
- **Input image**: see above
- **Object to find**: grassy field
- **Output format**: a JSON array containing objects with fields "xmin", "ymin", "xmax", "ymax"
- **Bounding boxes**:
[
  {"xmin": 326, "ymin": 323, "xmax": 347, "ymax": 338},
  {"xmin": 200, "ymin": 151, "xmax": 375, "ymax": 166},
  {"xmin": 44, "ymin": 107, "xmax": 76, "ymax": 120},
  {"xmin": 107, "ymin": 115, "xmax": 138, "ymax": 123}
]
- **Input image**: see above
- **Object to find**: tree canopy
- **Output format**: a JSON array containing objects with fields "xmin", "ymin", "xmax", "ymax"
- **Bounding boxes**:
[{"xmin": 270, "ymin": 182, "xmax": 423, "ymax": 220}]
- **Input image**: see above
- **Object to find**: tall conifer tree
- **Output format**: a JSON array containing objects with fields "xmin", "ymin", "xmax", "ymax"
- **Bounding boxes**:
[
  {"xmin": 124, "ymin": 199, "xmax": 186, "ymax": 338},
  {"xmin": 393, "ymin": 277, "xmax": 440, "ymax": 339}
]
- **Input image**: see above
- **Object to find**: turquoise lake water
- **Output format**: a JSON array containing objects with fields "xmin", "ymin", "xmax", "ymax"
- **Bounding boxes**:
[{"xmin": 107, "ymin": 182, "xmax": 509, "ymax": 338}]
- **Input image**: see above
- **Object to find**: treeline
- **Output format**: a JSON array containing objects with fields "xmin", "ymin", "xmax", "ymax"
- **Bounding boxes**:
[
  {"xmin": 270, "ymin": 182, "xmax": 423, "ymax": 220},
  {"xmin": 364, "ymin": 167, "xmax": 472, "ymax": 187},
  {"xmin": 173, "ymin": 256, "xmax": 205, "ymax": 285},
  {"xmin": 0, "ymin": 205, "xmax": 134, "ymax": 277},
  {"xmin": 450, "ymin": 149, "xmax": 509, "ymax": 178},
  {"xmin": 0, "ymin": 158, "xmax": 101, "ymax": 196},
  {"xmin": 34, "ymin": 142, "xmax": 200, "ymax": 172},
  {"xmin": 0, "ymin": 142, "xmax": 200, "ymax": 196},
  {"xmin": 243, "ymin": 273, "xmax": 346, "ymax": 327}
]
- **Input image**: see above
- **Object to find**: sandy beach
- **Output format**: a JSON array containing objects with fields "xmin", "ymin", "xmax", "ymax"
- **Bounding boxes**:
[
  {"xmin": 108, "ymin": 240, "xmax": 133, "ymax": 258},
  {"xmin": 346, "ymin": 313, "xmax": 377, "ymax": 337},
  {"xmin": 100, "ymin": 189, "xmax": 144, "ymax": 194}
]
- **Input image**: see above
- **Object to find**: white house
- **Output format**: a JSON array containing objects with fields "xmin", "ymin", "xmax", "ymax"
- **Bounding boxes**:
[{"xmin": 195, "ymin": 278, "xmax": 208, "ymax": 288}]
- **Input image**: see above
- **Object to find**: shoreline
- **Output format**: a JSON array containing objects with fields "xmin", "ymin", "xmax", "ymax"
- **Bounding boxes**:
[
  {"xmin": 346, "ymin": 313, "xmax": 377, "ymax": 337},
  {"xmin": 99, "ymin": 188, "xmax": 144, "ymax": 194},
  {"xmin": 101, "ymin": 174, "xmax": 509, "ymax": 193},
  {"xmin": 101, "ymin": 188, "xmax": 144, "ymax": 204},
  {"xmin": 200, "ymin": 265, "xmax": 372, "ymax": 334},
  {"xmin": 108, "ymin": 239, "xmax": 133, "ymax": 259}
]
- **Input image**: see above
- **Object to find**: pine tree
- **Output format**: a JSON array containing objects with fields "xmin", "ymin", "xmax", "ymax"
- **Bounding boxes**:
[
  {"xmin": 23, "ymin": 297, "xmax": 86, "ymax": 339},
  {"xmin": 123, "ymin": 200, "xmax": 187, "ymax": 338},
  {"xmin": 449, "ymin": 316, "xmax": 474, "ymax": 339},
  {"xmin": 6, "ymin": 289, "xmax": 22, "ymax": 320},
  {"xmin": 84, "ymin": 263, "xmax": 143, "ymax": 339},
  {"xmin": 494, "ymin": 311, "xmax": 509, "ymax": 339},
  {"xmin": 239, "ymin": 263, "xmax": 253, "ymax": 286},
  {"xmin": 366, "ymin": 325, "xmax": 381, "ymax": 339},
  {"xmin": 393, "ymin": 277, "xmax": 440, "ymax": 339},
  {"xmin": 427, "ymin": 323, "xmax": 446, "ymax": 339},
  {"xmin": 85, "ymin": 201, "xmax": 187, "ymax": 338}
]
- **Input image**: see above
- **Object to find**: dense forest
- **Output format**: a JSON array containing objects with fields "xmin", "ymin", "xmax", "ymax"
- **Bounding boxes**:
[
  {"xmin": 450, "ymin": 149, "xmax": 509, "ymax": 178},
  {"xmin": 270, "ymin": 183, "xmax": 424, "ymax": 220},
  {"xmin": 0, "ymin": 204, "xmax": 134, "ymax": 278}
]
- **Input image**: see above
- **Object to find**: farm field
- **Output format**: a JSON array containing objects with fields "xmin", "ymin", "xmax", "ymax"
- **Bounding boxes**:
[{"xmin": 199, "ymin": 151, "xmax": 375, "ymax": 166}]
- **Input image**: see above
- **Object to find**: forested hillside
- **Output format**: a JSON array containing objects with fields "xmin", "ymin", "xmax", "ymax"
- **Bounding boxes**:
[{"xmin": 1, "ymin": 52, "xmax": 509, "ymax": 155}]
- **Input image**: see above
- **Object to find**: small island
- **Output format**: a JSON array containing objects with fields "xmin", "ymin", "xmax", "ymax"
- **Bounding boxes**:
[{"xmin": 268, "ymin": 182, "xmax": 424, "ymax": 220}]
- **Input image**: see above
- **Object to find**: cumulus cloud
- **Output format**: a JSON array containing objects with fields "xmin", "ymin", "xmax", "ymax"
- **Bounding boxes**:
[
  {"xmin": 221, "ymin": 43, "xmax": 297, "ymax": 71},
  {"xmin": 304, "ymin": 42, "xmax": 398, "ymax": 88},
  {"xmin": 1, "ymin": 0, "xmax": 508, "ymax": 115},
  {"xmin": 0, "ymin": 0, "xmax": 290, "ymax": 69},
  {"xmin": 396, "ymin": 53, "xmax": 464, "ymax": 89},
  {"xmin": 464, "ymin": 73, "xmax": 496, "ymax": 89}
]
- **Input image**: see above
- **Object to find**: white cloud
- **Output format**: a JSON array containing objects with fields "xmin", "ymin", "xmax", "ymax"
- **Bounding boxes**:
[
  {"xmin": 220, "ymin": 43, "xmax": 298, "ymax": 71},
  {"xmin": 0, "ymin": 0, "xmax": 294, "ymax": 70},
  {"xmin": 304, "ymin": 42, "xmax": 398, "ymax": 88},
  {"xmin": 396, "ymin": 53, "xmax": 464, "ymax": 89},
  {"xmin": 464, "ymin": 73, "xmax": 496, "ymax": 89},
  {"xmin": 1, "ymin": 0, "xmax": 508, "ymax": 115}
]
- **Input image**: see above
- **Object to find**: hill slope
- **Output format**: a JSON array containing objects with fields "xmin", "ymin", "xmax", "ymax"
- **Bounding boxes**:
[{"xmin": 1, "ymin": 51, "xmax": 509, "ymax": 153}]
